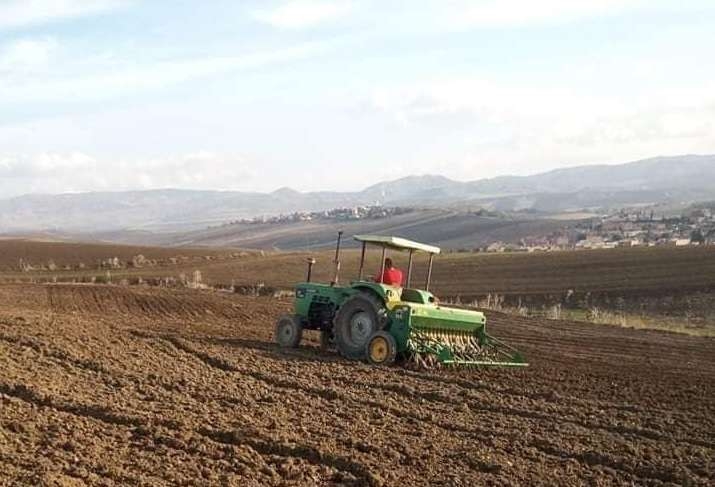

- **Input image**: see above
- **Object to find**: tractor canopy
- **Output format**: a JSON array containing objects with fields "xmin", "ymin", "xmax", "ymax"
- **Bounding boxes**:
[
  {"xmin": 353, "ymin": 234, "xmax": 440, "ymax": 291},
  {"xmin": 353, "ymin": 235, "xmax": 441, "ymax": 254}
]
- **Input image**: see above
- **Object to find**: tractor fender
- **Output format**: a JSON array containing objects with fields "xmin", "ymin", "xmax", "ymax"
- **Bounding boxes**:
[{"xmin": 350, "ymin": 283, "xmax": 401, "ymax": 307}]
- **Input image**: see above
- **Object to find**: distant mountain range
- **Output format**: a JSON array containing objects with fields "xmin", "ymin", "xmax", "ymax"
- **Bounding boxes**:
[{"xmin": 1, "ymin": 154, "xmax": 713, "ymax": 235}]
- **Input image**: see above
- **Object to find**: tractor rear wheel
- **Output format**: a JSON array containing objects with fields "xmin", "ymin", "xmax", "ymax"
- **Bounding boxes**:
[
  {"xmin": 334, "ymin": 293, "xmax": 385, "ymax": 360},
  {"xmin": 275, "ymin": 315, "xmax": 303, "ymax": 348},
  {"xmin": 366, "ymin": 331, "xmax": 397, "ymax": 365}
]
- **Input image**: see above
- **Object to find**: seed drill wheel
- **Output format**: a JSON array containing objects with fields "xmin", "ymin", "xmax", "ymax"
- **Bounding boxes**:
[
  {"xmin": 334, "ymin": 294, "xmax": 385, "ymax": 360},
  {"xmin": 275, "ymin": 315, "xmax": 303, "ymax": 348},
  {"xmin": 366, "ymin": 331, "xmax": 397, "ymax": 366}
]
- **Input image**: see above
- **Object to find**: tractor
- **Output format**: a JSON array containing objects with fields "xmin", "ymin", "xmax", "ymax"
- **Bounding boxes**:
[{"xmin": 275, "ymin": 232, "xmax": 527, "ymax": 367}]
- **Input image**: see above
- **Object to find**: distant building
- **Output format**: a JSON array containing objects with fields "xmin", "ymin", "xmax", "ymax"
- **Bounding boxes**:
[
  {"xmin": 575, "ymin": 236, "xmax": 605, "ymax": 249},
  {"xmin": 555, "ymin": 236, "xmax": 570, "ymax": 247},
  {"xmin": 486, "ymin": 242, "xmax": 506, "ymax": 252}
]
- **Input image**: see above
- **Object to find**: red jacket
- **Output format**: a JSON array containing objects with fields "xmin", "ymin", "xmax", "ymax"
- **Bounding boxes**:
[{"xmin": 376, "ymin": 267, "xmax": 404, "ymax": 286}]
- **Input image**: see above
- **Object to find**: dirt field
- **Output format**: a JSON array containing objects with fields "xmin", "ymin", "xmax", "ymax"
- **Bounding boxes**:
[
  {"xmin": 0, "ymin": 239, "xmax": 243, "ymax": 272},
  {"xmin": 7, "ymin": 239, "xmax": 713, "ymax": 334},
  {"xmin": 1, "ymin": 283, "xmax": 713, "ymax": 486},
  {"xmin": 4, "ymin": 240, "xmax": 714, "ymax": 296}
]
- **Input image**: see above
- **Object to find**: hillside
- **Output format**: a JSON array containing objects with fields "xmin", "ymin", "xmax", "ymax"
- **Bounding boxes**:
[
  {"xmin": 469, "ymin": 154, "xmax": 715, "ymax": 194},
  {"xmin": 360, "ymin": 154, "xmax": 715, "ymax": 207},
  {"xmin": 0, "ymin": 189, "xmax": 362, "ymax": 233},
  {"xmin": 0, "ymin": 154, "xmax": 713, "ymax": 235},
  {"xmin": 152, "ymin": 209, "xmax": 569, "ymax": 250}
]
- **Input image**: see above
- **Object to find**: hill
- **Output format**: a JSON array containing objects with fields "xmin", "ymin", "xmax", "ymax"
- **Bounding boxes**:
[
  {"xmin": 142, "ymin": 209, "xmax": 569, "ymax": 250},
  {"xmin": 0, "ymin": 154, "xmax": 713, "ymax": 236}
]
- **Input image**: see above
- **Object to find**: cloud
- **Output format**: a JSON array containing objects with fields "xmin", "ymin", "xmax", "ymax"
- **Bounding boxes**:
[
  {"xmin": 0, "ymin": 37, "xmax": 58, "ymax": 73},
  {"xmin": 0, "ymin": 0, "xmax": 130, "ymax": 30},
  {"xmin": 364, "ymin": 78, "xmax": 609, "ymax": 129},
  {"xmin": 440, "ymin": 0, "xmax": 646, "ymax": 30},
  {"xmin": 0, "ymin": 151, "xmax": 255, "ymax": 197},
  {"xmin": 364, "ymin": 75, "xmax": 715, "ymax": 134},
  {"xmin": 253, "ymin": 0, "xmax": 353, "ymax": 29},
  {"xmin": 554, "ymin": 106, "xmax": 715, "ymax": 147},
  {"xmin": 0, "ymin": 151, "xmax": 93, "ymax": 179},
  {"xmin": 358, "ymin": 75, "xmax": 715, "ymax": 179},
  {"xmin": 0, "ymin": 40, "xmax": 329, "ymax": 103}
]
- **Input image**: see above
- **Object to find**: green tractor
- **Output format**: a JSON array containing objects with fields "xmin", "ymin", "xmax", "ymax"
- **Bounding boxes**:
[{"xmin": 275, "ymin": 232, "xmax": 527, "ymax": 367}]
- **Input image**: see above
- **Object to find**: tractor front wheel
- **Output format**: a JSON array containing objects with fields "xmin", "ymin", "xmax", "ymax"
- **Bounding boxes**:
[
  {"xmin": 366, "ymin": 331, "xmax": 397, "ymax": 366},
  {"xmin": 275, "ymin": 315, "xmax": 303, "ymax": 348}
]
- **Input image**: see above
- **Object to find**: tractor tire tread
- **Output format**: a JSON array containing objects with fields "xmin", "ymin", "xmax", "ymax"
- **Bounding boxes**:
[{"xmin": 275, "ymin": 314, "xmax": 303, "ymax": 349}]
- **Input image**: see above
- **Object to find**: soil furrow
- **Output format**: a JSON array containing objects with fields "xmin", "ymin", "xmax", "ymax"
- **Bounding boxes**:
[{"xmin": 2, "ymin": 284, "xmax": 712, "ymax": 485}]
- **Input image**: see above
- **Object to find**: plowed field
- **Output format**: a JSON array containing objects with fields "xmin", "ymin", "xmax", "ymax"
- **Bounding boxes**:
[{"xmin": 1, "ymin": 284, "xmax": 713, "ymax": 486}]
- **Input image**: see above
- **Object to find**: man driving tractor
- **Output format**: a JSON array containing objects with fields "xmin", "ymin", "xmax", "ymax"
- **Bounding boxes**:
[{"xmin": 375, "ymin": 257, "xmax": 404, "ymax": 286}]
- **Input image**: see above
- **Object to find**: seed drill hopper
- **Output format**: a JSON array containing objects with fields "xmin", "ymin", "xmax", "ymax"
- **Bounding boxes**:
[{"xmin": 275, "ymin": 232, "xmax": 527, "ymax": 368}]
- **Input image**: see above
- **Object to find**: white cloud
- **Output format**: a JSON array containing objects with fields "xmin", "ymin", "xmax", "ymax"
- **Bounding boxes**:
[
  {"xmin": 253, "ymin": 0, "xmax": 353, "ymax": 29},
  {"xmin": 440, "ymin": 0, "xmax": 645, "ymax": 29},
  {"xmin": 0, "ymin": 151, "xmax": 93, "ymax": 178},
  {"xmin": 365, "ymin": 78, "xmax": 618, "ymax": 129},
  {"xmin": 0, "ymin": 0, "xmax": 130, "ymax": 30},
  {"xmin": 0, "ymin": 41, "xmax": 329, "ymax": 103},
  {"xmin": 0, "ymin": 151, "xmax": 254, "ymax": 197},
  {"xmin": 359, "ymin": 76, "xmax": 715, "ymax": 180},
  {"xmin": 365, "ymin": 75, "xmax": 715, "ymax": 134},
  {"xmin": 0, "ymin": 37, "xmax": 58, "ymax": 73}
]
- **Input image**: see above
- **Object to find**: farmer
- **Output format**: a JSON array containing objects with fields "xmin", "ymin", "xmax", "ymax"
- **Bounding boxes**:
[{"xmin": 375, "ymin": 257, "xmax": 404, "ymax": 286}]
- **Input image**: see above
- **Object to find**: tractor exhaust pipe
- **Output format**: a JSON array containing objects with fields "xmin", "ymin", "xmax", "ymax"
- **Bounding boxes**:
[
  {"xmin": 305, "ymin": 257, "xmax": 316, "ymax": 282},
  {"xmin": 331, "ymin": 231, "xmax": 344, "ymax": 286}
]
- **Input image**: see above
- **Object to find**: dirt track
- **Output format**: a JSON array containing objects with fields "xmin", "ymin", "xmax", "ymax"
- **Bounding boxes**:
[{"xmin": 1, "ymin": 284, "xmax": 713, "ymax": 486}]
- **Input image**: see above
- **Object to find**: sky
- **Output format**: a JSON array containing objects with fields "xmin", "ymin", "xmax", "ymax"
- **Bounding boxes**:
[{"xmin": 0, "ymin": 0, "xmax": 714, "ymax": 197}]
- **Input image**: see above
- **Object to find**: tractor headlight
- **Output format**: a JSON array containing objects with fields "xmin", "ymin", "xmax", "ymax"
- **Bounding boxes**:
[{"xmin": 295, "ymin": 288, "xmax": 306, "ymax": 298}]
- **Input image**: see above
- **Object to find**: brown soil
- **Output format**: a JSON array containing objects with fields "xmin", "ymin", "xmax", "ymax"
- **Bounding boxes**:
[
  {"xmin": 0, "ymin": 239, "xmax": 243, "ymax": 272},
  {"xmin": 4, "ymin": 240, "xmax": 715, "ymax": 298},
  {"xmin": 0, "ymin": 283, "xmax": 713, "ymax": 486}
]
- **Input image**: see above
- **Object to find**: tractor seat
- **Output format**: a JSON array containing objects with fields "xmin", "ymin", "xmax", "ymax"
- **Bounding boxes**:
[{"xmin": 400, "ymin": 288, "xmax": 434, "ymax": 304}]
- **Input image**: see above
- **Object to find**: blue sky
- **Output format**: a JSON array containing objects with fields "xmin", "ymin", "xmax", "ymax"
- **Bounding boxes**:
[{"xmin": 0, "ymin": 0, "xmax": 714, "ymax": 197}]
